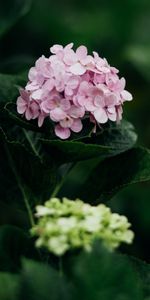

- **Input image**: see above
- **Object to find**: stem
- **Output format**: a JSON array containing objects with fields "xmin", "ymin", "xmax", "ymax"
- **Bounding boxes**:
[
  {"xmin": 4, "ymin": 143, "xmax": 35, "ymax": 227},
  {"xmin": 50, "ymin": 180, "xmax": 64, "ymax": 198}
]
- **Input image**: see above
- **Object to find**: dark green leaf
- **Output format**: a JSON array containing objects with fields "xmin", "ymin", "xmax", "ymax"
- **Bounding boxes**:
[
  {"xmin": 0, "ymin": 73, "xmax": 27, "ymax": 106},
  {"xmin": 40, "ymin": 120, "xmax": 137, "ymax": 164},
  {"xmin": 0, "ymin": 225, "xmax": 35, "ymax": 272},
  {"xmin": 0, "ymin": 272, "xmax": 19, "ymax": 300},
  {"xmin": 19, "ymin": 259, "xmax": 71, "ymax": 300},
  {"xmin": 130, "ymin": 256, "xmax": 150, "ymax": 299},
  {"xmin": 0, "ymin": 127, "xmax": 57, "ymax": 210},
  {"xmin": 0, "ymin": 248, "xmax": 147, "ymax": 300},
  {"xmin": 67, "ymin": 244, "xmax": 143, "ymax": 300},
  {"xmin": 71, "ymin": 147, "xmax": 150, "ymax": 203},
  {"xmin": 3, "ymin": 100, "xmax": 137, "ymax": 163},
  {"xmin": 4, "ymin": 102, "xmax": 54, "ymax": 133}
]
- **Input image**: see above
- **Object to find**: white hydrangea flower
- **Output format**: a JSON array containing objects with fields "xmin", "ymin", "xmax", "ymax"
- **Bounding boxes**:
[{"xmin": 31, "ymin": 197, "xmax": 134, "ymax": 256}]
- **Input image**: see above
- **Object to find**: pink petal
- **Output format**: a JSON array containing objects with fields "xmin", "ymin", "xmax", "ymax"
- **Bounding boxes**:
[
  {"xmin": 78, "ymin": 81, "xmax": 90, "ymax": 94},
  {"xmin": 84, "ymin": 97, "xmax": 95, "ymax": 112},
  {"xmin": 121, "ymin": 90, "xmax": 133, "ymax": 101},
  {"xmin": 93, "ymin": 107, "xmax": 108, "ymax": 123},
  {"xmin": 38, "ymin": 114, "xmax": 45, "ymax": 127},
  {"xmin": 31, "ymin": 102, "xmax": 40, "ymax": 119},
  {"xmin": 17, "ymin": 96, "xmax": 26, "ymax": 106},
  {"xmin": 65, "ymin": 86, "xmax": 74, "ymax": 96},
  {"xmin": 26, "ymin": 82, "xmax": 39, "ymax": 92},
  {"xmin": 68, "ymin": 105, "xmax": 85, "ymax": 118},
  {"xmin": 55, "ymin": 124, "xmax": 71, "ymax": 139},
  {"xmin": 77, "ymin": 95, "xmax": 86, "ymax": 107},
  {"xmin": 28, "ymin": 67, "xmax": 37, "ymax": 81},
  {"xmin": 94, "ymin": 95, "xmax": 105, "ymax": 107},
  {"xmin": 81, "ymin": 55, "xmax": 94, "ymax": 65},
  {"xmin": 97, "ymin": 66, "xmax": 110, "ymax": 73},
  {"xmin": 63, "ymin": 50, "xmax": 77, "ymax": 65},
  {"xmin": 67, "ymin": 77, "xmax": 79, "ymax": 89},
  {"xmin": 97, "ymin": 83, "xmax": 110, "ymax": 94},
  {"xmin": 50, "ymin": 108, "xmax": 67, "ymax": 122},
  {"xmin": 19, "ymin": 89, "xmax": 30, "ymax": 101},
  {"xmin": 69, "ymin": 63, "xmax": 86, "ymax": 75},
  {"xmin": 50, "ymin": 44, "xmax": 63, "ymax": 54},
  {"xmin": 107, "ymin": 107, "xmax": 117, "ymax": 121},
  {"xmin": 64, "ymin": 43, "xmax": 74, "ymax": 50},
  {"xmin": 60, "ymin": 117, "xmax": 73, "ymax": 128},
  {"xmin": 108, "ymin": 112, "xmax": 117, "ymax": 122},
  {"xmin": 94, "ymin": 73, "xmax": 106, "ymax": 84},
  {"xmin": 17, "ymin": 103, "xmax": 26, "ymax": 114},
  {"xmin": 107, "ymin": 106, "xmax": 116, "ymax": 114},
  {"xmin": 55, "ymin": 80, "xmax": 65, "ymax": 93},
  {"xmin": 41, "ymin": 99, "xmax": 57, "ymax": 113},
  {"xmin": 25, "ymin": 108, "xmax": 32, "ymax": 120},
  {"xmin": 119, "ymin": 77, "xmax": 126, "ymax": 90},
  {"xmin": 71, "ymin": 119, "xmax": 83, "ymax": 133},
  {"xmin": 60, "ymin": 99, "xmax": 71, "ymax": 111},
  {"xmin": 76, "ymin": 45, "xmax": 87, "ymax": 60},
  {"xmin": 43, "ymin": 79, "xmax": 55, "ymax": 91},
  {"xmin": 105, "ymin": 94, "xmax": 117, "ymax": 106},
  {"xmin": 32, "ymin": 89, "xmax": 43, "ymax": 100},
  {"xmin": 116, "ymin": 105, "xmax": 123, "ymax": 122},
  {"xmin": 110, "ymin": 67, "xmax": 119, "ymax": 74}
]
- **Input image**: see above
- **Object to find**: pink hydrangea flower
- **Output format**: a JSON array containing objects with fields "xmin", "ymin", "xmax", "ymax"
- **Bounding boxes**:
[
  {"xmin": 17, "ymin": 89, "xmax": 39, "ymax": 120},
  {"xmin": 16, "ymin": 43, "xmax": 133, "ymax": 139}
]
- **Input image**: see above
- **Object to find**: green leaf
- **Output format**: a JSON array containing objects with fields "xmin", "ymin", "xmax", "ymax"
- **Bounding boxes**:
[
  {"xmin": 0, "ymin": 248, "xmax": 147, "ymax": 300},
  {"xmin": 19, "ymin": 259, "xmax": 71, "ymax": 300},
  {"xmin": 0, "ymin": 73, "xmax": 27, "ymax": 106},
  {"xmin": 0, "ymin": 127, "xmax": 57, "ymax": 213},
  {"xmin": 130, "ymin": 256, "xmax": 150, "ymax": 299},
  {"xmin": 0, "ymin": 272, "xmax": 19, "ymax": 300},
  {"xmin": 39, "ymin": 120, "xmax": 137, "ymax": 164},
  {"xmin": 68, "ymin": 244, "xmax": 143, "ymax": 300},
  {"xmin": 0, "ymin": 225, "xmax": 36, "ymax": 272},
  {"xmin": 70, "ymin": 147, "xmax": 150, "ymax": 203},
  {"xmin": 4, "ymin": 102, "xmax": 54, "ymax": 132},
  {"xmin": 3, "ymin": 100, "xmax": 137, "ymax": 162},
  {"xmin": 0, "ymin": 0, "xmax": 32, "ymax": 38}
]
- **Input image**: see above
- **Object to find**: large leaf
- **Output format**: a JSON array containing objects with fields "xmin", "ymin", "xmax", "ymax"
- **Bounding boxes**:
[
  {"xmin": 0, "ymin": 247, "xmax": 149, "ymax": 300},
  {"xmin": 0, "ymin": 225, "xmax": 36, "ymax": 272},
  {"xmin": 3, "ymin": 101, "xmax": 137, "ymax": 162},
  {"xmin": 0, "ymin": 73, "xmax": 27, "ymax": 107},
  {"xmin": 20, "ymin": 246, "xmax": 143, "ymax": 300},
  {"xmin": 0, "ymin": 272, "xmax": 19, "ymax": 300},
  {"xmin": 19, "ymin": 259, "xmax": 71, "ymax": 300},
  {"xmin": 29, "ymin": 120, "xmax": 137, "ymax": 163},
  {"xmin": 0, "ymin": 0, "xmax": 32, "ymax": 38},
  {"xmin": 0, "ymin": 127, "xmax": 57, "ymax": 215},
  {"xmin": 130, "ymin": 256, "xmax": 150, "ymax": 299},
  {"xmin": 67, "ymin": 244, "xmax": 143, "ymax": 300},
  {"xmin": 66, "ymin": 147, "xmax": 150, "ymax": 203}
]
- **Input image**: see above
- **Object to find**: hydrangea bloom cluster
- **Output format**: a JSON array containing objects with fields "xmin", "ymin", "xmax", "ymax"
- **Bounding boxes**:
[
  {"xmin": 17, "ymin": 43, "xmax": 133, "ymax": 139},
  {"xmin": 31, "ymin": 197, "xmax": 134, "ymax": 256}
]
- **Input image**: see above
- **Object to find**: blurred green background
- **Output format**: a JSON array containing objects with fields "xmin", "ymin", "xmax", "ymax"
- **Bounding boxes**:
[{"xmin": 0, "ymin": 0, "xmax": 150, "ymax": 261}]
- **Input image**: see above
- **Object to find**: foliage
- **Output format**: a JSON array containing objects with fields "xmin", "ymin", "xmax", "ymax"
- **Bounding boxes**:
[
  {"xmin": 0, "ymin": 0, "xmax": 150, "ymax": 299},
  {"xmin": 0, "ymin": 244, "xmax": 150, "ymax": 300}
]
